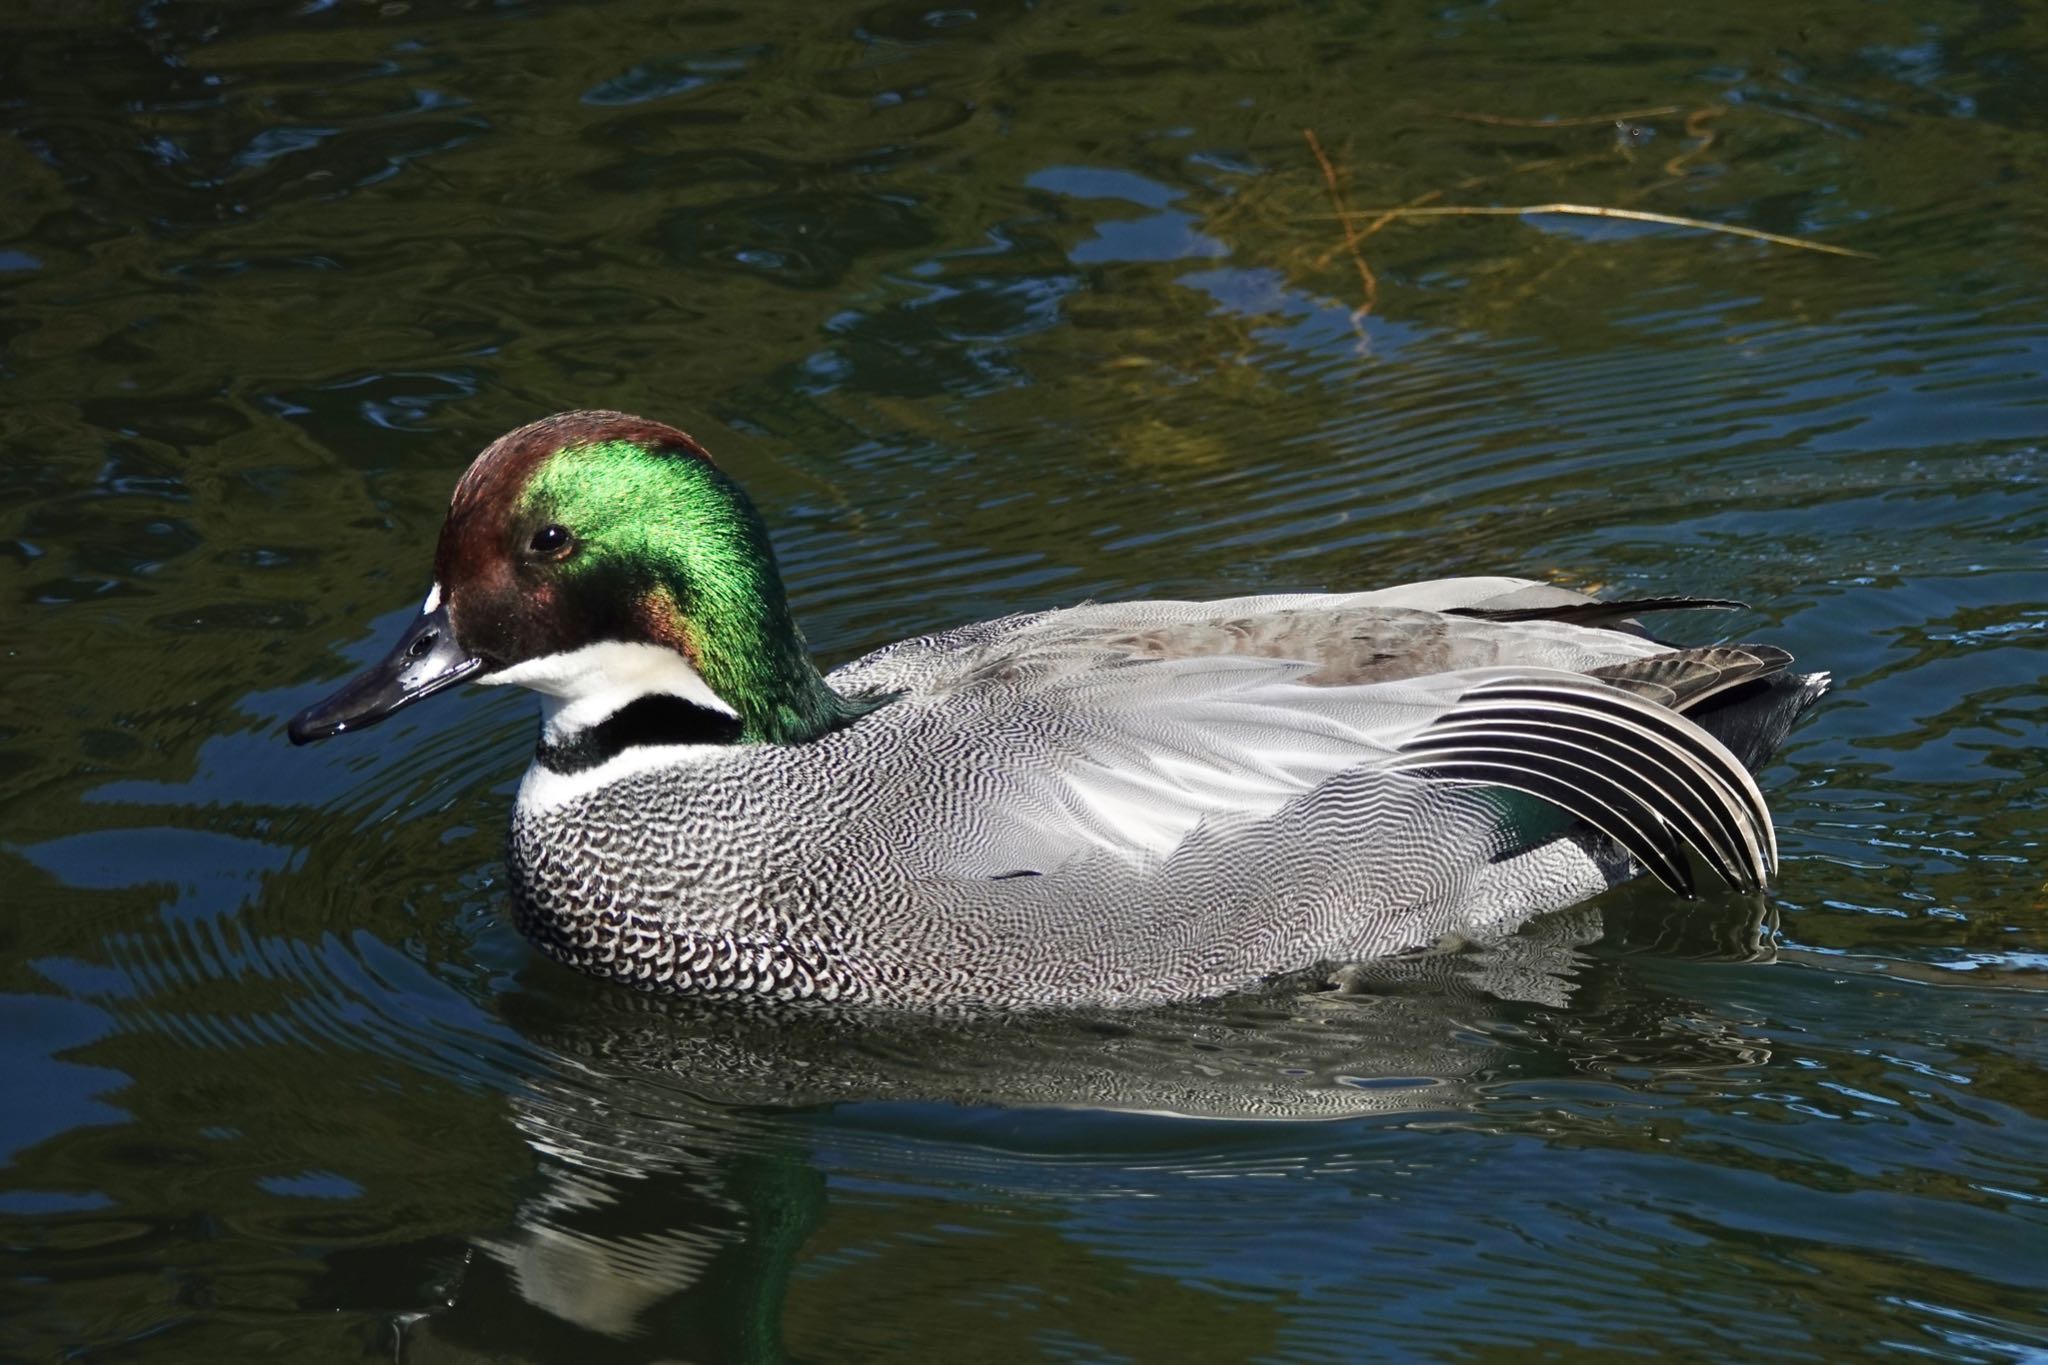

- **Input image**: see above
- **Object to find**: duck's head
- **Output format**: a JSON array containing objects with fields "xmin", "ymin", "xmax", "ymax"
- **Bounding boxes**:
[{"xmin": 289, "ymin": 410, "xmax": 862, "ymax": 750}]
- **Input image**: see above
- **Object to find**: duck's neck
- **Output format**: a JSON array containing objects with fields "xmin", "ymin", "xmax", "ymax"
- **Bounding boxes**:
[
  {"xmin": 496, "ymin": 634, "xmax": 864, "ymax": 779},
  {"xmin": 501, "ymin": 639, "xmax": 740, "ymax": 756},
  {"xmin": 504, "ymin": 628, "xmax": 868, "ymax": 758},
  {"xmin": 659, "ymin": 566, "xmax": 871, "ymax": 747},
  {"xmin": 525, "ymin": 447, "xmax": 880, "ymax": 746}
]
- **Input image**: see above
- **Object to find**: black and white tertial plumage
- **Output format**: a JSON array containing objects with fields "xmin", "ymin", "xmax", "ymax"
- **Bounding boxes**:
[{"xmin": 504, "ymin": 577, "xmax": 1826, "ymax": 1009}]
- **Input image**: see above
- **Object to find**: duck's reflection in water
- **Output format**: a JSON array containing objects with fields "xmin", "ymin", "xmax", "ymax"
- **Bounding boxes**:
[{"xmin": 398, "ymin": 893, "xmax": 1774, "ymax": 1360}]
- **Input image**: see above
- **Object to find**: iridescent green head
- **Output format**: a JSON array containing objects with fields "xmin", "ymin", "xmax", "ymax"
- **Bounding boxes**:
[{"xmin": 289, "ymin": 410, "xmax": 866, "ymax": 747}]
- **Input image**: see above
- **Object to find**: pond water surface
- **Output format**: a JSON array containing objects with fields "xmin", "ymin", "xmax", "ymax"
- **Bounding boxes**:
[{"xmin": 4, "ymin": 1, "xmax": 2047, "ymax": 1360}]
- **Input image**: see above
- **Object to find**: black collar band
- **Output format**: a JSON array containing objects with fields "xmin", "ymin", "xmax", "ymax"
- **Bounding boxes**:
[{"xmin": 536, "ymin": 693, "xmax": 743, "ymax": 774}]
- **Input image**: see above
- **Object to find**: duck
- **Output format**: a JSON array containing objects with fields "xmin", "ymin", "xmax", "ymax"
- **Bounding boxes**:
[{"xmin": 289, "ymin": 410, "xmax": 1827, "ymax": 1010}]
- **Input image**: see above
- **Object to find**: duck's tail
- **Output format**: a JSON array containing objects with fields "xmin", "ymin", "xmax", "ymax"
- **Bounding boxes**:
[{"xmin": 1664, "ymin": 663, "xmax": 1831, "ymax": 773}]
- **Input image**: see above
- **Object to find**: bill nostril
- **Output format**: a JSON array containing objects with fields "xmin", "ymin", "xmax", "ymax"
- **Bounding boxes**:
[{"xmin": 408, "ymin": 631, "xmax": 436, "ymax": 659}]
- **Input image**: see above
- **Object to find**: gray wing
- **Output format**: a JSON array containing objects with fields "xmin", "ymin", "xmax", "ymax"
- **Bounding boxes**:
[{"xmin": 829, "ymin": 586, "xmax": 1781, "ymax": 900}]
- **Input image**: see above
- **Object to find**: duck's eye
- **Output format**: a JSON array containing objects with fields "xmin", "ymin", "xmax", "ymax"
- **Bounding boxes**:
[{"xmin": 528, "ymin": 523, "xmax": 574, "ymax": 559}]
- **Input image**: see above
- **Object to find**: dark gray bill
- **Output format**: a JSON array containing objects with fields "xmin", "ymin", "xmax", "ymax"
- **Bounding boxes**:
[{"xmin": 288, "ymin": 603, "xmax": 484, "ymax": 744}]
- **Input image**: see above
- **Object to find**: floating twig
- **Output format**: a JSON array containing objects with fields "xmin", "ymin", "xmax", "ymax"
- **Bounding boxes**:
[
  {"xmin": 1441, "ymin": 104, "xmax": 1684, "ymax": 128},
  {"xmin": 1317, "ymin": 202, "xmax": 1874, "ymax": 259}
]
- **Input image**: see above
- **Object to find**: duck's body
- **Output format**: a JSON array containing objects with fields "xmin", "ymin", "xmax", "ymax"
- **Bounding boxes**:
[{"xmin": 291, "ymin": 412, "xmax": 1826, "ymax": 1011}]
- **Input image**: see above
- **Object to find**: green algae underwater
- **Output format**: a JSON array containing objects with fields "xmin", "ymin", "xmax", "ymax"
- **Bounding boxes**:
[{"xmin": 3, "ymin": 0, "xmax": 2047, "ymax": 1359}]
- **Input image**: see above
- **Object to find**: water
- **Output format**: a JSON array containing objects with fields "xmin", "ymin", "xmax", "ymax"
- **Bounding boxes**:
[{"xmin": 5, "ymin": 1, "xmax": 2046, "ymax": 1358}]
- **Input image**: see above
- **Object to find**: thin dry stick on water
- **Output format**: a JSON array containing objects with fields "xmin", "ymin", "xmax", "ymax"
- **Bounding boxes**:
[
  {"xmin": 1320, "ymin": 203, "xmax": 1875, "ymax": 259},
  {"xmin": 1441, "ymin": 104, "xmax": 1684, "ymax": 127},
  {"xmin": 1301, "ymin": 128, "xmax": 1378, "ymax": 336}
]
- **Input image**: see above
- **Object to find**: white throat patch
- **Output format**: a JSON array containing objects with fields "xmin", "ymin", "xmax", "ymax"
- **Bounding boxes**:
[{"xmin": 481, "ymin": 640, "xmax": 737, "ymax": 744}]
